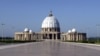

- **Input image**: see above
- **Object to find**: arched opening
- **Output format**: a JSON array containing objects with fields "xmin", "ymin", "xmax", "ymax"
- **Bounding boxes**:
[
  {"xmin": 54, "ymin": 34, "xmax": 56, "ymax": 40},
  {"xmin": 58, "ymin": 33, "xmax": 60, "ymax": 39},
  {"xmin": 49, "ymin": 34, "xmax": 52, "ymax": 39}
]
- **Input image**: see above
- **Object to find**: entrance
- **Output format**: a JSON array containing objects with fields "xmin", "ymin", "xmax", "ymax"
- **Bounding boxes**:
[
  {"xmin": 49, "ymin": 34, "xmax": 52, "ymax": 39},
  {"xmin": 54, "ymin": 34, "xmax": 56, "ymax": 40}
]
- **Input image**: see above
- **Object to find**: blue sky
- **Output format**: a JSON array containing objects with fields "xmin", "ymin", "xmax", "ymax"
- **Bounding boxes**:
[{"xmin": 0, "ymin": 0, "xmax": 100, "ymax": 37}]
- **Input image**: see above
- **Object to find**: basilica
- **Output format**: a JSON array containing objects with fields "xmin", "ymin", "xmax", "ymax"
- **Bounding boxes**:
[{"xmin": 14, "ymin": 11, "xmax": 87, "ymax": 41}]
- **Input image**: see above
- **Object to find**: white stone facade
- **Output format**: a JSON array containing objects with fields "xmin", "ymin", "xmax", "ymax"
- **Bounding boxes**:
[
  {"xmin": 14, "ymin": 11, "xmax": 87, "ymax": 41},
  {"xmin": 61, "ymin": 29, "xmax": 87, "ymax": 41}
]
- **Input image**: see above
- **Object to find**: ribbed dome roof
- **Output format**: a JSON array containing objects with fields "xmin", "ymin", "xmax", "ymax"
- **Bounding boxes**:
[{"xmin": 42, "ymin": 11, "xmax": 60, "ymax": 28}]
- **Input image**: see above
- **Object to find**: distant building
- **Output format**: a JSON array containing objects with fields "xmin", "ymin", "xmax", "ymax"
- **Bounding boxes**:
[
  {"xmin": 14, "ymin": 11, "xmax": 60, "ymax": 41},
  {"xmin": 14, "ymin": 11, "xmax": 87, "ymax": 41},
  {"xmin": 61, "ymin": 28, "xmax": 87, "ymax": 41},
  {"xmin": 14, "ymin": 28, "xmax": 42, "ymax": 41}
]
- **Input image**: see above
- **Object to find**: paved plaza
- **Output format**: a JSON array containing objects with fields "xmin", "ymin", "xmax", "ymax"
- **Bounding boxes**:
[{"xmin": 0, "ymin": 40, "xmax": 100, "ymax": 56}]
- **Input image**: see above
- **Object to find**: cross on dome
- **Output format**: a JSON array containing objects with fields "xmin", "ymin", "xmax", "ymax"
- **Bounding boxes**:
[{"xmin": 48, "ymin": 11, "xmax": 53, "ymax": 16}]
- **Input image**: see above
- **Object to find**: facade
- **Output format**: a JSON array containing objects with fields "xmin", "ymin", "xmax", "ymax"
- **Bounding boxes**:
[
  {"xmin": 14, "ymin": 11, "xmax": 87, "ymax": 41},
  {"xmin": 41, "ymin": 11, "xmax": 60, "ymax": 40},
  {"xmin": 14, "ymin": 28, "xmax": 42, "ymax": 41},
  {"xmin": 61, "ymin": 28, "xmax": 87, "ymax": 41}
]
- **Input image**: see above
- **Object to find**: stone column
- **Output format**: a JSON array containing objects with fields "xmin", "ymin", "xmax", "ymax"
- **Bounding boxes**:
[
  {"xmin": 79, "ymin": 35, "xmax": 81, "ymax": 41},
  {"xmin": 70, "ymin": 34, "xmax": 72, "ymax": 41},
  {"xmin": 47, "ymin": 34, "xmax": 49, "ymax": 39},
  {"xmin": 52, "ymin": 34, "xmax": 54, "ymax": 40},
  {"xmin": 56, "ymin": 34, "xmax": 58, "ymax": 40},
  {"xmin": 41, "ymin": 34, "xmax": 43, "ymax": 40}
]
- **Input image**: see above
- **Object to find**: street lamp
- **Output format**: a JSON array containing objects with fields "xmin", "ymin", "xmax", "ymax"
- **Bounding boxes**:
[
  {"xmin": 1, "ymin": 23, "xmax": 5, "ymax": 41},
  {"xmin": 96, "ymin": 24, "xmax": 100, "ymax": 43},
  {"xmin": 12, "ymin": 26, "xmax": 15, "ymax": 43}
]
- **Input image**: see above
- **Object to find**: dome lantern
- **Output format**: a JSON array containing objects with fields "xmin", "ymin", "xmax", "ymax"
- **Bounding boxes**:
[{"xmin": 48, "ymin": 11, "xmax": 53, "ymax": 16}]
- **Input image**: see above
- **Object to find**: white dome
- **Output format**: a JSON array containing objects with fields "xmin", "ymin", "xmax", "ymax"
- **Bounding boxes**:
[
  {"xmin": 42, "ymin": 11, "xmax": 60, "ymax": 28},
  {"xmin": 24, "ymin": 28, "xmax": 29, "ymax": 32},
  {"xmin": 29, "ymin": 30, "xmax": 32, "ymax": 33},
  {"xmin": 72, "ymin": 28, "xmax": 77, "ymax": 32},
  {"xmin": 68, "ymin": 30, "xmax": 72, "ymax": 33}
]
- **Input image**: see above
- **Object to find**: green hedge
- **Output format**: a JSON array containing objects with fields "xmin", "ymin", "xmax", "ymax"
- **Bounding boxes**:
[
  {"xmin": 62, "ymin": 37, "xmax": 100, "ymax": 44},
  {"xmin": 0, "ymin": 40, "xmax": 37, "ymax": 43}
]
